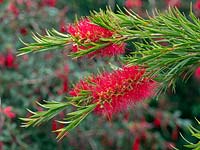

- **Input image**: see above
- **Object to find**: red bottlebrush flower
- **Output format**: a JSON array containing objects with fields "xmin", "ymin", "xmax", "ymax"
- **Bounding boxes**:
[
  {"xmin": 60, "ymin": 21, "xmax": 68, "ymax": 33},
  {"xmin": 195, "ymin": 67, "xmax": 200, "ymax": 80},
  {"xmin": 68, "ymin": 19, "xmax": 112, "ymax": 41},
  {"xmin": 70, "ymin": 66, "xmax": 157, "ymax": 116},
  {"xmin": 68, "ymin": 19, "xmax": 125, "ymax": 57},
  {"xmin": 195, "ymin": 0, "xmax": 200, "ymax": 10},
  {"xmin": 42, "ymin": 0, "xmax": 56, "ymax": 7},
  {"xmin": 7, "ymin": 2, "xmax": 19, "ymax": 17},
  {"xmin": 52, "ymin": 120, "xmax": 58, "ymax": 131},
  {"xmin": 165, "ymin": 0, "xmax": 181, "ymax": 8},
  {"xmin": 0, "ymin": 142, "xmax": 3, "ymax": 150},
  {"xmin": 153, "ymin": 112, "xmax": 162, "ymax": 128},
  {"xmin": 125, "ymin": 0, "xmax": 142, "ymax": 9},
  {"xmin": 57, "ymin": 80, "xmax": 69, "ymax": 95},
  {"xmin": 0, "ymin": 53, "xmax": 5, "ymax": 67},
  {"xmin": 62, "ymin": 80, "xmax": 68, "ymax": 92},
  {"xmin": 5, "ymin": 52, "xmax": 15, "ymax": 68},
  {"xmin": 132, "ymin": 137, "xmax": 141, "ymax": 150},
  {"xmin": 19, "ymin": 27, "xmax": 28, "ymax": 36},
  {"xmin": 172, "ymin": 126, "xmax": 179, "ymax": 140},
  {"xmin": 3, "ymin": 106, "xmax": 16, "ymax": 119},
  {"xmin": 69, "ymin": 80, "xmax": 91, "ymax": 96},
  {"xmin": 153, "ymin": 118, "xmax": 161, "ymax": 128}
]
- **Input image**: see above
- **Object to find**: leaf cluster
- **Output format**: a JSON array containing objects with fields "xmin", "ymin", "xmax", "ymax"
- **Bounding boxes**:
[
  {"xmin": 20, "ymin": 91, "xmax": 96, "ymax": 141},
  {"xmin": 18, "ymin": 29, "xmax": 71, "ymax": 56}
]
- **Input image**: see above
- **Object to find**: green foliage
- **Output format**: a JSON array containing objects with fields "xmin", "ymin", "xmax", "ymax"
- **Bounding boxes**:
[
  {"xmin": 20, "ymin": 95, "xmax": 97, "ymax": 141},
  {"xmin": 18, "ymin": 30, "xmax": 71, "ymax": 56},
  {"xmin": 182, "ymin": 119, "xmax": 200, "ymax": 149}
]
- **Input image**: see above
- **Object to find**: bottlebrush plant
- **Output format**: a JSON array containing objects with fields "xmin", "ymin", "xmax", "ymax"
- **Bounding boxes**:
[{"xmin": 18, "ymin": 5, "xmax": 200, "ymax": 149}]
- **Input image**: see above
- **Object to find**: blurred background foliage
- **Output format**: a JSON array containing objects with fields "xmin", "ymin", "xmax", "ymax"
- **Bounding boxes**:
[{"xmin": 0, "ymin": 0, "xmax": 199, "ymax": 150}]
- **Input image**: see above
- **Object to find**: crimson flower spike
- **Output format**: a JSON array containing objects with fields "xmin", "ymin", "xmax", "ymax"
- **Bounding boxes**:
[
  {"xmin": 70, "ymin": 65, "xmax": 158, "ymax": 117},
  {"xmin": 68, "ymin": 18, "xmax": 126, "ymax": 58}
]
